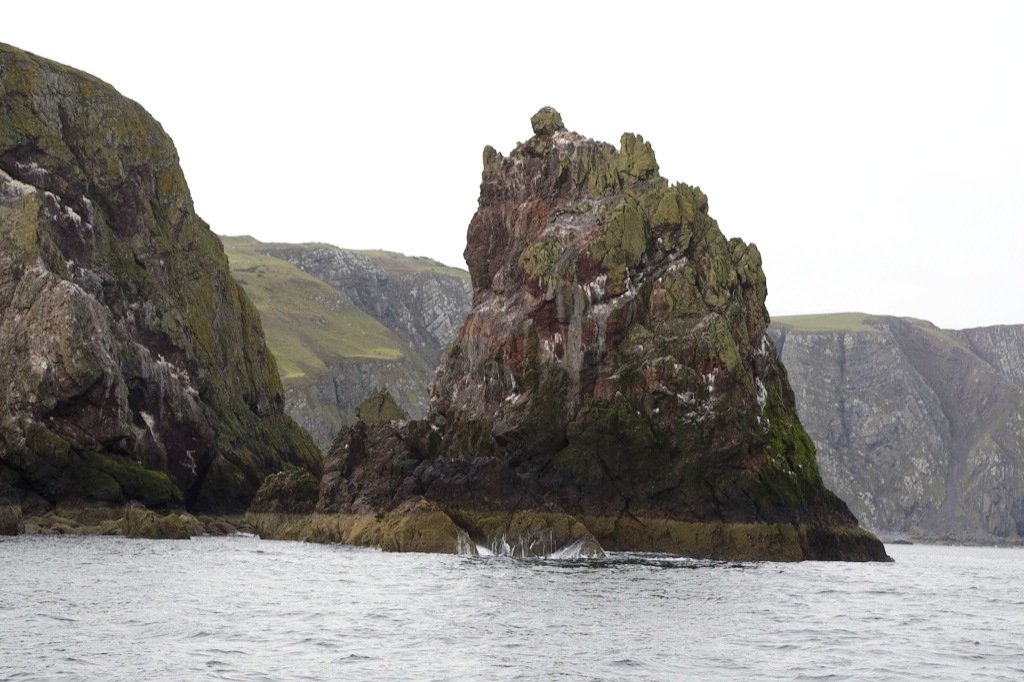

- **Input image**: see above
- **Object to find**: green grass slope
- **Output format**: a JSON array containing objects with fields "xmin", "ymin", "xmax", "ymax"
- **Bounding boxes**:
[
  {"xmin": 353, "ymin": 248, "xmax": 471, "ymax": 280},
  {"xmin": 221, "ymin": 236, "xmax": 405, "ymax": 383},
  {"xmin": 771, "ymin": 312, "xmax": 881, "ymax": 333}
]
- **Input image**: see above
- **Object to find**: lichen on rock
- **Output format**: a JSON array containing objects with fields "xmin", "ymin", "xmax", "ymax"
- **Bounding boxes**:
[
  {"xmin": 356, "ymin": 390, "xmax": 408, "ymax": 426},
  {"xmin": 530, "ymin": 106, "xmax": 565, "ymax": 136},
  {"xmin": 0, "ymin": 501, "xmax": 23, "ymax": 535}
]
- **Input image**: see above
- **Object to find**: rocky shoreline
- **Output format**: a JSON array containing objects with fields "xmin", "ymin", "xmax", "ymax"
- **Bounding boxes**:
[
  {"xmin": 8, "ymin": 501, "xmax": 1013, "ymax": 555},
  {"xmin": 3, "ymin": 502, "xmax": 886, "ymax": 563},
  {"xmin": 3, "ymin": 504, "xmax": 250, "ymax": 539}
]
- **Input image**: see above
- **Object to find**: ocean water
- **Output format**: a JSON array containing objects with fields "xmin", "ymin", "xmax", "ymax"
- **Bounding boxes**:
[{"xmin": 1, "ymin": 536, "xmax": 1022, "ymax": 681}]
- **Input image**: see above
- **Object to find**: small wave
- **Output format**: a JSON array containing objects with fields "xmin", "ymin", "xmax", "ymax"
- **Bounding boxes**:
[
  {"xmin": 610, "ymin": 658, "xmax": 643, "ymax": 667},
  {"xmin": 36, "ymin": 613, "xmax": 78, "ymax": 623}
]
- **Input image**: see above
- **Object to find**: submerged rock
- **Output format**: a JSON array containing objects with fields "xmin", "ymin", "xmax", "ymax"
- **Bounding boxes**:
[
  {"xmin": 0, "ymin": 43, "xmax": 320, "ymax": 515},
  {"xmin": 309, "ymin": 108, "xmax": 888, "ymax": 561}
]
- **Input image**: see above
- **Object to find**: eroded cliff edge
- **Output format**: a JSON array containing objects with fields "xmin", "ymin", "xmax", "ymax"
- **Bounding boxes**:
[
  {"xmin": 254, "ymin": 108, "xmax": 887, "ymax": 561},
  {"xmin": 0, "ymin": 44, "xmax": 320, "ymax": 519}
]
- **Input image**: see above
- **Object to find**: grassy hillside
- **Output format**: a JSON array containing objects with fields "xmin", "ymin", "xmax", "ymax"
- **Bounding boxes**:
[
  {"xmin": 221, "ymin": 236, "xmax": 405, "ymax": 383},
  {"xmin": 352, "ymin": 248, "xmax": 471, "ymax": 280},
  {"xmin": 771, "ymin": 312, "xmax": 881, "ymax": 333}
]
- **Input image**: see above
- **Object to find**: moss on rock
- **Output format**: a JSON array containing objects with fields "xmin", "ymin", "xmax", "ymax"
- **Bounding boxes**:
[
  {"xmin": 0, "ymin": 503, "xmax": 23, "ymax": 535},
  {"xmin": 519, "ymin": 237, "xmax": 564, "ymax": 284},
  {"xmin": 617, "ymin": 133, "xmax": 659, "ymax": 183},
  {"xmin": 356, "ymin": 389, "xmax": 408, "ymax": 426},
  {"xmin": 121, "ymin": 503, "xmax": 200, "ymax": 539},
  {"xmin": 530, "ymin": 106, "xmax": 565, "ymax": 136},
  {"xmin": 250, "ymin": 465, "xmax": 320, "ymax": 514}
]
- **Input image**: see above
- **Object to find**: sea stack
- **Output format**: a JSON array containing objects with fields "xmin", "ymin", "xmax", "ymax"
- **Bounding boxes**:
[
  {"xmin": 0, "ymin": 44, "xmax": 319, "ymax": 517},
  {"xmin": 305, "ymin": 108, "xmax": 888, "ymax": 561}
]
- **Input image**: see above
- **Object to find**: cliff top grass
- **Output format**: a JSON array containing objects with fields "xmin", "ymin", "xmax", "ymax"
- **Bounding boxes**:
[
  {"xmin": 221, "ymin": 235, "xmax": 469, "ymax": 281},
  {"xmin": 353, "ymin": 249, "xmax": 470, "ymax": 281},
  {"xmin": 221, "ymin": 236, "xmax": 405, "ymax": 382},
  {"xmin": 772, "ymin": 312, "xmax": 881, "ymax": 333}
]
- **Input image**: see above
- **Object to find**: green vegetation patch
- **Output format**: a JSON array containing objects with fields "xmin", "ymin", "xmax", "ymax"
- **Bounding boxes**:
[
  {"xmin": 771, "ymin": 312, "xmax": 880, "ymax": 333},
  {"xmin": 353, "ymin": 249, "xmax": 470, "ymax": 281},
  {"xmin": 221, "ymin": 237, "xmax": 406, "ymax": 383},
  {"xmin": 88, "ymin": 454, "xmax": 183, "ymax": 506}
]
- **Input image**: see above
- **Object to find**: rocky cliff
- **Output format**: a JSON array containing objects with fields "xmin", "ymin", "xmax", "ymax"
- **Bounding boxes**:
[
  {"xmin": 770, "ymin": 315, "xmax": 1024, "ymax": 542},
  {"xmin": 0, "ymin": 44, "xmax": 320, "ymax": 516},
  {"xmin": 260, "ymin": 108, "xmax": 887, "ymax": 561},
  {"xmin": 221, "ymin": 236, "xmax": 471, "ymax": 450}
]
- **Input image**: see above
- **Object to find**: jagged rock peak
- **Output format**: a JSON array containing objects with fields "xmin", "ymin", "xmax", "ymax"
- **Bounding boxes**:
[
  {"xmin": 356, "ymin": 390, "xmax": 408, "ymax": 426},
  {"xmin": 530, "ymin": 106, "xmax": 565, "ymax": 135}
]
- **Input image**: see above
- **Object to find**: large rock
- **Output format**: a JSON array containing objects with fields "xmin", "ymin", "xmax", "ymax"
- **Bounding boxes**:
[
  {"xmin": 315, "ymin": 108, "xmax": 887, "ymax": 561},
  {"xmin": 0, "ymin": 43, "xmax": 320, "ymax": 514},
  {"xmin": 0, "ymin": 502, "xmax": 23, "ymax": 535},
  {"xmin": 771, "ymin": 314, "xmax": 1024, "ymax": 542}
]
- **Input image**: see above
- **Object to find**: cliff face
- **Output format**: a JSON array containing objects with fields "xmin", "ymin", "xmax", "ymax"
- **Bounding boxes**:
[
  {"xmin": 0, "ymin": 44, "xmax": 319, "ymax": 514},
  {"xmin": 770, "ymin": 315, "xmax": 1024, "ymax": 542},
  {"xmin": 221, "ymin": 236, "xmax": 472, "ymax": 451},
  {"xmin": 298, "ymin": 109, "xmax": 886, "ymax": 561}
]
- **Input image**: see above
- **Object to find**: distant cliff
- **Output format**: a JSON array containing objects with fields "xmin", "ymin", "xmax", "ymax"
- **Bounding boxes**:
[
  {"xmin": 770, "ymin": 314, "xmax": 1024, "ymax": 542},
  {"xmin": 221, "ymin": 236, "xmax": 471, "ymax": 450},
  {"xmin": 0, "ymin": 44, "xmax": 319, "ymax": 517}
]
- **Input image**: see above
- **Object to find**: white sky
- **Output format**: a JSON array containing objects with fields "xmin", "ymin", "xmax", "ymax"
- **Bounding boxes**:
[{"xmin": 3, "ymin": 1, "xmax": 1022, "ymax": 329}]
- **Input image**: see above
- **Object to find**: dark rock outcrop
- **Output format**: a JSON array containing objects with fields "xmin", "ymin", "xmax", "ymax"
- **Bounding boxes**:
[
  {"xmin": 302, "ymin": 109, "xmax": 887, "ymax": 561},
  {"xmin": 0, "ymin": 44, "xmax": 320, "ymax": 516},
  {"xmin": 249, "ymin": 465, "xmax": 320, "ymax": 515},
  {"xmin": 771, "ymin": 315, "xmax": 1024, "ymax": 543},
  {"xmin": 1, "ymin": 500, "xmax": 23, "ymax": 535}
]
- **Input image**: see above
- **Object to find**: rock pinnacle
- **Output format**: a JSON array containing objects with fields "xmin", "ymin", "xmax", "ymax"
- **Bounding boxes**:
[{"xmin": 530, "ymin": 106, "xmax": 565, "ymax": 135}]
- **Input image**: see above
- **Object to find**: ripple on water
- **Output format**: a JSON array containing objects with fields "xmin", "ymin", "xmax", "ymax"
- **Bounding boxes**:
[{"xmin": 1, "ymin": 537, "xmax": 1023, "ymax": 681}]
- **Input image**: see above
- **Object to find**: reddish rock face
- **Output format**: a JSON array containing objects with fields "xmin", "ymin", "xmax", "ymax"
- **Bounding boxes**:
[{"xmin": 319, "ymin": 109, "xmax": 888, "ymax": 561}]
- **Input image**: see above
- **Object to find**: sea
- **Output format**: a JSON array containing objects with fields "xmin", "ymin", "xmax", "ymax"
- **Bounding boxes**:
[{"xmin": 1, "ymin": 535, "xmax": 1021, "ymax": 681}]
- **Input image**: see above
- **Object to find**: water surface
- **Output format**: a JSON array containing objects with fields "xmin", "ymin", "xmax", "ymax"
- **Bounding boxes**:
[{"xmin": 1, "ymin": 536, "xmax": 1021, "ymax": 680}]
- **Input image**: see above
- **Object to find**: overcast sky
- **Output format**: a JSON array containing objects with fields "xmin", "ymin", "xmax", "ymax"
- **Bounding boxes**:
[{"xmin": 4, "ymin": 1, "xmax": 1021, "ymax": 329}]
